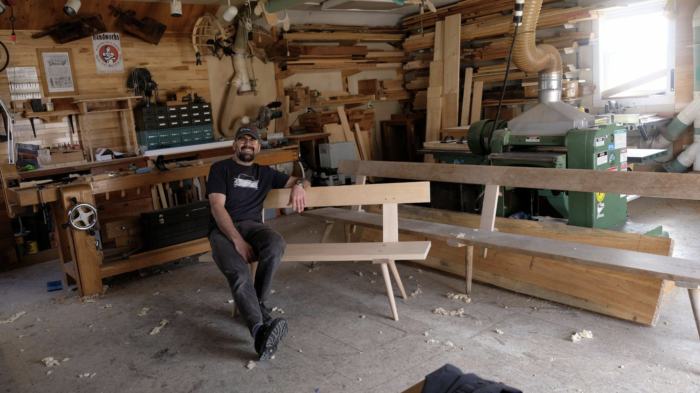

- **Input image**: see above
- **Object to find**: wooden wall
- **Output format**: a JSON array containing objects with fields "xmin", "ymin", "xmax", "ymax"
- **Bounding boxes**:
[
  {"xmin": 0, "ymin": 29, "xmax": 213, "ymax": 164},
  {"xmin": 674, "ymin": 0, "xmax": 699, "ymax": 112}
]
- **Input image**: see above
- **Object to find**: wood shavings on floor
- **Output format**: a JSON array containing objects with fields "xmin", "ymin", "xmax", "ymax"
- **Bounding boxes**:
[
  {"xmin": 356, "ymin": 271, "xmax": 363, "ymax": 276},
  {"xmin": 78, "ymin": 373, "xmax": 96, "ymax": 378},
  {"xmin": 451, "ymin": 233, "xmax": 466, "ymax": 238},
  {"xmin": 271, "ymin": 307, "xmax": 284, "ymax": 314},
  {"xmin": 149, "ymin": 319, "xmax": 169, "ymax": 335},
  {"xmin": 81, "ymin": 294, "xmax": 100, "ymax": 303},
  {"xmin": 495, "ymin": 329, "xmax": 504, "ymax": 335},
  {"xmin": 444, "ymin": 341, "xmax": 455, "ymax": 347},
  {"xmin": 137, "ymin": 308, "xmax": 149, "ymax": 317},
  {"xmin": 426, "ymin": 339, "xmax": 440, "ymax": 344},
  {"xmin": 175, "ymin": 311, "xmax": 184, "ymax": 315},
  {"xmin": 1, "ymin": 311, "xmax": 26, "ymax": 324},
  {"xmin": 432, "ymin": 307, "xmax": 465, "ymax": 317},
  {"xmin": 447, "ymin": 293, "xmax": 472, "ymax": 303},
  {"xmin": 571, "ymin": 330, "xmax": 593, "ymax": 342},
  {"xmin": 410, "ymin": 288, "xmax": 422, "ymax": 297},
  {"xmin": 246, "ymin": 361, "xmax": 256, "ymax": 370},
  {"xmin": 99, "ymin": 304, "xmax": 112, "ymax": 309},
  {"xmin": 42, "ymin": 357, "xmax": 61, "ymax": 367}
]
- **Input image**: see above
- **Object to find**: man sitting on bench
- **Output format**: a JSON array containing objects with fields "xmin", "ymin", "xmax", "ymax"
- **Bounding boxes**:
[{"xmin": 207, "ymin": 126, "xmax": 311, "ymax": 360}]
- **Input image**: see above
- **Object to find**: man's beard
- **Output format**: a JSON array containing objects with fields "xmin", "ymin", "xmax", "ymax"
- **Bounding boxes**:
[{"xmin": 236, "ymin": 148, "xmax": 256, "ymax": 163}]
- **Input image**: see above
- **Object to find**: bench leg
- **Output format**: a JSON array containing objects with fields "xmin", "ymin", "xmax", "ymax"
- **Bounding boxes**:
[
  {"xmin": 388, "ymin": 261, "xmax": 407, "ymax": 299},
  {"xmin": 232, "ymin": 261, "xmax": 259, "ymax": 318},
  {"xmin": 311, "ymin": 222, "xmax": 334, "ymax": 269},
  {"xmin": 466, "ymin": 246, "xmax": 474, "ymax": 297},
  {"xmin": 344, "ymin": 224, "xmax": 352, "ymax": 243},
  {"xmin": 380, "ymin": 262, "xmax": 399, "ymax": 321},
  {"xmin": 688, "ymin": 288, "xmax": 700, "ymax": 339}
]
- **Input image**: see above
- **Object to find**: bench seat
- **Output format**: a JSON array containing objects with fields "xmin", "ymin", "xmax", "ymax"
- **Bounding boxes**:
[{"xmin": 282, "ymin": 241, "xmax": 431, "ymax": 262}]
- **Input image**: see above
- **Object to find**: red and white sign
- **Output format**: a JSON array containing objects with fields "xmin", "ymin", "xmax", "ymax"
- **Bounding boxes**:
[{"xmin": 92, "ymin": 33, "xmax": 124, "ymax": 74}]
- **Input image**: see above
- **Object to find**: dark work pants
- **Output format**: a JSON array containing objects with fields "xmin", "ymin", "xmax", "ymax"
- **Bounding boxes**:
[{"xmin": 209, "ymin": 220, "xmax": 286, "ymax": 335}]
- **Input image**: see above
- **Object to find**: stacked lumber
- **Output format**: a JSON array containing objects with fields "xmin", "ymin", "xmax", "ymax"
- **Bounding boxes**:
[
  {"xmin": 299, "ymin": 109, "xmax": 375, "ymax": 134},
  {"xmin": 285, "ymin": 84, "xmax": 311, "ymax": 111},
  {"xmin": 288, "ymin": 24, "xmax": 404, "ymax": 34},
  {"xmin": 400, "ymin": 0, "xmax": 559, "ymax": 31},
  {"xmin": 472, "ymin": 63, "xmax": 539, "ymax": 83},
  {"xmin": 406, "ymin": 77, "xmax": 429, "ymax": 90},
  {"xmin": 403, "ymin": 6, "xmax": 606, "ymax": 51},
  {"xmin": 414, "ymin": 91, "xmax": 428, "ymax": 110},
  {"xmin": 359, "ymin": 79, "xmax": 412, "ymax": 101},
  {"xmin": 462, "ymin": 32, "xmax": 596, "ymax": 62},
  {"xmin": 283, "ymin": 32, "xmax": 406, "ymax": 42}
]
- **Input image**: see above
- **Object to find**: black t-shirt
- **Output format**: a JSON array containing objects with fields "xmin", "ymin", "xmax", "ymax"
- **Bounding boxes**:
[{"xmin": 206, "ymin": 159, "xmax": 290, "ymax": 233}]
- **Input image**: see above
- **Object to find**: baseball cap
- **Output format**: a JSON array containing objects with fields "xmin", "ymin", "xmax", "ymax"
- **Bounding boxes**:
[{"xmin": 235, "ymin": 126, "xmax": 260, "ymax": 141}]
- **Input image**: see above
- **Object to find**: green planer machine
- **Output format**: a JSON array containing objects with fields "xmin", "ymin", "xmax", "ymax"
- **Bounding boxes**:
[{"xmin": 421, "ymin": 100, "xmax": 667, "ymax": 236}]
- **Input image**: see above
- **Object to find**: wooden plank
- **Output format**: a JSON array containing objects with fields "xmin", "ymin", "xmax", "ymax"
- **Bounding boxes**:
[
  {"xmin": 460, "ymin": 68, "xmax": 473, "ymax": 126},
  {"xmin": 337, "ymin": 107, "xmax": 361, "ymax": 159},
  {"xmin": 275, "ymin": 96, "xmax": 290, "ymax": 137},
  {"xmin": 424, "ymin": 86, "xmax": 443, "ymax": 163},
  {"xmin": 264, "ymin": 182, "xmax": 431, "ymax": 210},
  {"xmin": 354, "ymin": 123, "xmax": 370, "ymax": 161},
  {"xmin": 101, "ymin": 238, "xmax": 212, "ymax": 278},
  {"xmin": 441, "ymin": 14, "xmax": 461, "ymax": 129},
  {"xmin": 478, "ymin": 184, "xmax": 499, "ymax": 258},
  {"xmin": 281, "ymin": 241, "xmax": 431, "ymax": 262},
  {"xmin": 337, "ymin": 161, "xmax": 700, "ymax": 200},
  {"xmin": 433, "ymin": 21, "xmax": 445, "ymax": 62},
  {"xmin": 282, "ymin": 32, "xmax": 406, "ymax": 42},
  {"xmin": 302, "ymin": 205, "xmax": 673, "ymax": 325},
  {"xmin": 324, "ymin": 124, "xmax": 347, "ymax": 143},
  {"xmin": 470, "ymin": 81, "xmax": 484, "ymax": 123}
]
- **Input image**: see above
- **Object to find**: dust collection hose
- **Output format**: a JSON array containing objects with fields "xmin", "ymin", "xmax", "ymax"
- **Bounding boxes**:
[{"xmin": 493, "ymin": 0, "xmax": 523, "ymax": 132}]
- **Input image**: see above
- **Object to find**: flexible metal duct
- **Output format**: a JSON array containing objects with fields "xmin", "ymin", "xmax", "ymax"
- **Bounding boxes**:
[
  {"xmin": 506, "ymin": 0, "xmax": 594, "ymax": 135},
  {"xmin": 511, "ymin": 0, "xmax": 562, "ymax": 102}
]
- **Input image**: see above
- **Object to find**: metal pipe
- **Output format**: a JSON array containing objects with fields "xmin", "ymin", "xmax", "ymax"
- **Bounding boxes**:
[
  {"xmin": 509, "ymin": 0, "xmax": 562, "ymax": 103},
  {"xmin": 665, "ymin": 4, "xmax": 700, "ymax": 172}
]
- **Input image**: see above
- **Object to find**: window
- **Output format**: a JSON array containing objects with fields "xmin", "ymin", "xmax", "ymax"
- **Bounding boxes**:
[{"xmin": 593, "ymin": 1, "xmax": 675, "ymax": 107}]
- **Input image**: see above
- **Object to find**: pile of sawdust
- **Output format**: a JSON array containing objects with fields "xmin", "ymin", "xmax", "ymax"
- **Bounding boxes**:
[
  {"xmin": 432, "ymin": 307, "xmax": 465, "ymax": 317},
  {"xmin": 149, "ymin": 319, "xmax": 169, "ymax": 335},
  {"xmin": 570, "ymin": 330, "xmax": 593, "ymax": 342},
  {"xmin": 1, "ymin": 311, "xmax": 26, "ymax": 324},
  {"xmin": 447, "ymin": 293, "xmax": 472, "ymax": 303}
]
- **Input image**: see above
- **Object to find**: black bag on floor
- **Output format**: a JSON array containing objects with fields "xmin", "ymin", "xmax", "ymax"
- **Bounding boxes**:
[{"xmin": 421, "ymin": 364, "xmax": 522, "ymax": 393}]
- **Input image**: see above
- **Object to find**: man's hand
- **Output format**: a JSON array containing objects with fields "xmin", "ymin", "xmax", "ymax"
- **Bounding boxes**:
[
  {"xmin": 233, "ymin": 238, "xmax": 256, "ymax": 263},
  {"xmin": 288, "ymin": 184, "xmax": 306, "ymax": 212}
]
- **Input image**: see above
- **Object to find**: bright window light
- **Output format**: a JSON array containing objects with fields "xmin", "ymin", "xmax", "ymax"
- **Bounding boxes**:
[{"xmin": 596, "ymin": 1, "xmax": 674, "ymax": 103}]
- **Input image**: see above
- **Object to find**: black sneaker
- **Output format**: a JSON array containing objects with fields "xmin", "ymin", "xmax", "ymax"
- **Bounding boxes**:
[
  {"xmin": 260, "ymin": 302, "xmax": 272, "ymax": 324},
  {"xmin": 254, "ymin": 318, "xmax": 288, "ymax": 361}
]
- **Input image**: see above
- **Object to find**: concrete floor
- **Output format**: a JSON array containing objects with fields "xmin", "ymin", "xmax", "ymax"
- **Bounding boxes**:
[{"xmin": 1, "ymin": 197, "xmax": 700, "ymax": 393}]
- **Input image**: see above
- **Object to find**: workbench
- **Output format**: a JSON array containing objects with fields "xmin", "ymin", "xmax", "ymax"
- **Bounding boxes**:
[{"xmin": 1, "ymin": 147, "xmax": 299, "ymax": 293}]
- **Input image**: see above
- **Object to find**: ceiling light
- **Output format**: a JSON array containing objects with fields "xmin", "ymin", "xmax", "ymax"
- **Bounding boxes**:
[
  {"xmin": 63, "ymin": 0, "xmax": 81, "ymax": 17},
  {"xmin": 170, "ymin": 0, "xmax": 182, "ymax": 17}
]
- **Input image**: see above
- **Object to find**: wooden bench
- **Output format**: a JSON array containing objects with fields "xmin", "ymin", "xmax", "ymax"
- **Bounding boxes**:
[
  {"xmin": 306, "ymin": 160, "xmax": 700, "ymax": 339},
  {"xmin": 206, "ymin": 180, "xmax": 433, "ymax": 321}
]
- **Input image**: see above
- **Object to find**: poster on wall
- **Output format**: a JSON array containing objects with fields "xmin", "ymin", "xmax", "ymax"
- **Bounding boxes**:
[
  {"xmin": 92, "ymin": 33, "xmax": 124, "ymax": 74},
  {"xmin": 37, "ymin": 49, "xmax": 79, "ymax": 97}
]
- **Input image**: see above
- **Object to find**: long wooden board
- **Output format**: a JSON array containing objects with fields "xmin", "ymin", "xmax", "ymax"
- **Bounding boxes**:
[
  {"xmin": 281, "ymin": 241, "xmax": 431, "ymax": 262},
  {"xmin": 460, "ymin": 68, "xmax": 473, "ymax": 126},
  {"xmin": 470, "ymin": 81, "xmax": 484, "ymax": 123},
  {"xmin": 441, "ymin": 14, "xmax": 461, "ymax": 129},
  {"xmin": 305, "ymin": 205, "xmax": 673, "ymax": 325},
  {"xmin": 263, "ymin": 182, "xmax": 431, "ymax": 209},
  {"xmin": 338, "ymin": 161, "xmax": 700, "ymax": 200}
]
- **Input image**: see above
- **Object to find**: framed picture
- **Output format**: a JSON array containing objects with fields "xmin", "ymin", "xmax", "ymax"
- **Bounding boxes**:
[{"xmin": 36, "ymin": 48, "xmax": 79, "ymax": 98}]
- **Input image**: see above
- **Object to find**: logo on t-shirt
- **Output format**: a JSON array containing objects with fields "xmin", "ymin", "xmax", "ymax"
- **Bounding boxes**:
[{"xmin": 233, "ymin": 174, "xmax": 259, "ymax": 190}]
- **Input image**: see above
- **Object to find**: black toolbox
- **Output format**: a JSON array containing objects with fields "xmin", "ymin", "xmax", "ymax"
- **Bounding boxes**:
[{"xmin": 141, "ymin": 201, "xmax": 210, "ymax": 250}]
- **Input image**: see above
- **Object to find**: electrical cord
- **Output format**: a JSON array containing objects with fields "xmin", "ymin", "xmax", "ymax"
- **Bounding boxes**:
[{"xmin": 489, "ymin": 0, "xmax": 523, "ymax": 149}]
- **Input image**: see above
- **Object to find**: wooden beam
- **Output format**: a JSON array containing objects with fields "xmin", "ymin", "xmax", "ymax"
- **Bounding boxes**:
[
  {"xmin": 424, "ymin": 86, "xmax": 443, "ymax": 163},
  {"xmin": 263, "ymin": 182, "xmax": 431, "ymax": 209},
  {"xmin": 433, "ymin": 21, "xmax": 444, "ymax": 62},
  {"xmin": 441, "ymin": 14, "xmax": 461, "ymax": 129},
  {"xmin": 337, "ymin": 107, "xmax": 361, "ymax": 159},
  {"xmin": 275, "ymin": 96, "xmax": 290, "ymax": 137},
  {"xmin": 460, "ymin": 67, "xmax": 473, "ymax": 126},
  {"xmin": 281, "ymin": 241, "xmax": 431, "ymax": 263},
  {"xmin": 602, "ymin": 69, "xmax": 666, "ymax": 99},
  {"xmin": 354, "ymin": 123, "xmax": 370, "ymax": 161},
  {"xmin": 337, "ymin": 161, "xmax": 700, "ymax": 200},
  {"xmin": 470, "ymin": 81, "xmax": 484, "ymax": 123}
]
